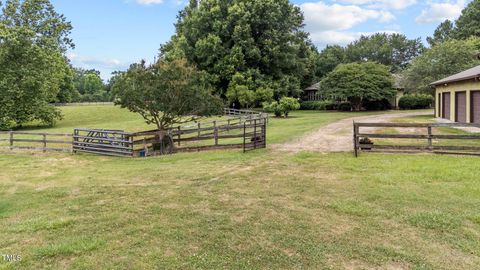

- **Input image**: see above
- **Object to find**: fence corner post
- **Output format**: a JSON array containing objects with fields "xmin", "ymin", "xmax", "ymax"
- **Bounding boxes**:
[{"xmin": 353, "ymin": 121, "xmax": 358, "ymax": 158}]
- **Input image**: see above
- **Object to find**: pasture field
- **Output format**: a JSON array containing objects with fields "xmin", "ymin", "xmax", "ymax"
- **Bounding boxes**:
[{"xmin": 0, "ymin": 106, "xmax": 479, "ymax": 269}]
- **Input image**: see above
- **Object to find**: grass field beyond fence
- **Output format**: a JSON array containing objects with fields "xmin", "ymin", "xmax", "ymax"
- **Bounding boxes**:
[{"xmin": 1, "ymin": 106, "xmax": 479, "ymax": 269}]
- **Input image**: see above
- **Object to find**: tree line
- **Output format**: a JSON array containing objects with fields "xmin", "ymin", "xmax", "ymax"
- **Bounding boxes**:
[{"xmin": 2, "ymin": 0, "xmax": 480, "ymax": 129}]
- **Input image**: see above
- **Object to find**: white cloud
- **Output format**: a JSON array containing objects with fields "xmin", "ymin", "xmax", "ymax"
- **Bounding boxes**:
[
  {"xmin": 415, "ymin": 0, "xmax": 465, "ymax": 24},
  {"xmin": 135, "ymin": 0, "xmax": 164, "ymax": 5},
  {"xmin": 300, "ymin": 2, "xmax": 395, "ymax": 32},
  {"xmin": 336, "ymin": 0, "xmax": 417, "ymax": 10},
  {"xmin": 300, "ymin": 1, "xmax": 398, "ymax": 47},
  {"xmin": 68, "ymin": 53, "xmax": 126, "ymax": 70}
]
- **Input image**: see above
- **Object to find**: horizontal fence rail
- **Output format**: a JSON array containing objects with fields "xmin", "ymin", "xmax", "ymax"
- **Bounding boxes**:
[
  {"xmin": 0, "ymin": 131, "xmax": 72, "ymax": 153},
  {"xmin": 353, "ymin": 122, "xmax": 480, "ymax": 157},
  {"xmin": 73, "ymin": 129, "xmax": 134, "ymax": 157}
]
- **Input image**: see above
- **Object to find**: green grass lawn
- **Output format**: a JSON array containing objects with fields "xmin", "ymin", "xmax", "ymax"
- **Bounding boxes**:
[{"xmin": 1, "ymin": 106, "xmax": 479, "ymax": 269}]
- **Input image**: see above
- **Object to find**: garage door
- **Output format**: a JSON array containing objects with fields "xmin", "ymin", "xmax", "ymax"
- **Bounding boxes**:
[
  {"xmin": 455, "ymin": 92, "xmax": 467, "ymax": 123},
  {"xmin": 472, "ymin": 91, "xmax": 480, "ymax": 124},
  {"xmin": 442, "ymin": 92, "xmax": 451, "ymax": 120}
]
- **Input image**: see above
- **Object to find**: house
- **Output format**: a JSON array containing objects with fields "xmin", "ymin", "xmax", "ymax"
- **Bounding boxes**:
[
  {"xmin": 302, "ymin": 75, "xmax": 404, "ymax": 109},
  {"xmin": 303, "ymin": 82, "xmax": 322, "ymax": 101},
  {"xmin": 431, "ymin": 65, "xmax": 480, "ymax": 123}
]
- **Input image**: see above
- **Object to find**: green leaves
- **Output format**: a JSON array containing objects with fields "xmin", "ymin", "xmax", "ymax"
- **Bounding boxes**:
[
  {"xmin": 345, "ymin": 33, "xmax": 424, "ymax": 73},
  {"xmin": 402, "ymin": 38, "xmax": 480, "ymax": 94},
  {"xmin": 321, "ymin": 62, "xmax": 394, "ymax": 111},
  {"xmin": 112, "ymin": 59, "xmax": 223, "ymax": 130},
  {"xmin": 453, "ymin": 0, "xmax": 480, "ymax": 40},
  {"xmin": 263, "ymin": 97, "xmax": 300, "ymax": 118},
  {"xmin": 161, "ymin": 0, "xmax": 315, "ymax": 101}
]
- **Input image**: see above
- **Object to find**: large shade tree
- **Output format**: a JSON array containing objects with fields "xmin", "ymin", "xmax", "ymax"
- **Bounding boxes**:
[
  {"xmin": 453, "ymin": 0, "xmax": 480, "ymax": 40},
  {"xmin": 402, "ymin": 38, "xmax": 480, "ymax": 94},
  {"xmin": 427, "ymin": 20, "xmax": 454, "ymax": 46},
  {"xmin": 160, "ymin": 0, "xmax": 316, "ymax": 103},
  {"xmin": 0, "ymin": 0, "xmax": 73, "ymax": 129},
  {"xmin": 321, "ymin": 62, "xmax": 395, "ymax": 111},
  {"xmin": 345, "ymin": 33, "xmax": 424, "ymax": 73},
  {"xmin": 112, "ymin": 59, "xmax": 223, "ymax": 131}
]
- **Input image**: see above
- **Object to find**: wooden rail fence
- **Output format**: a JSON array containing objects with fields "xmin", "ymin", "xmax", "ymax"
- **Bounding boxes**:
[
  {"xmin": 0, "ymin": 131, "xmax": 72, "ymax": 152},
  {"xmin": 130, "ymin": 117, "xmax": 267, "ymax": 157},
  {"xmin": 354, "ymin": 122, "xmax": 480, "ymax": 157},
  {"xmin": 0, "ymin": 109, "xmax": 268, "ymax": 157}
]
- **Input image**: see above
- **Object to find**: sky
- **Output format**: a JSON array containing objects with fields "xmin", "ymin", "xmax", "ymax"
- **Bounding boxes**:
[{"xmin": 50, "ymin": 0, "xmax": 473, "ymax": 81}]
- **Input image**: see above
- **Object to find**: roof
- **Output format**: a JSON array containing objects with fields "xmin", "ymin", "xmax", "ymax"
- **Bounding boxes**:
[
  {"xmin": 305, "ymin": 82, "xmax": 320, "ymax": 91},
  {"xmin": 431, "ymin": 65, "xmax": 480, "ymax": 86}
]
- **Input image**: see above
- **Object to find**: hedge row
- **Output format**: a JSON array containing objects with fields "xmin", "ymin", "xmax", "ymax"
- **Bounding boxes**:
[{"xmin": 398, "ymin": 94, "xmax": 433, "ymax": 110}]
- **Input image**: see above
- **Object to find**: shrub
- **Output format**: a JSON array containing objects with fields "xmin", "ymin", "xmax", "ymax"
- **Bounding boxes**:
[
  {"xmin": 263, "ymin": 101, "xmax": 283, "ymax": 117},
  {"xmin": 300, "ymin": 100, "xmax": 336, "ymax": 110},
  {"xmin": 363, "ymin": 99, "xmax": 392, "ymax": 111},
  {"xmin": 399, "ymin": 94, "xmax": 434, "ymax": 110},
  {"xmin": 263, "ymin": 97, "xmax": 300, "ymax": 118},
  {"xmin": 338, "ymin": 102, "xmax": 352, "ymax": 111},
  {"xmin": 279, "ymin": 97, "xmax": 300, "ymax": 117}
]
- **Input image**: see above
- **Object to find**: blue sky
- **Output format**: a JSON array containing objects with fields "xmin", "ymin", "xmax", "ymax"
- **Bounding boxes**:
[{"xmin": 50, "ymin": 0, "xmax": 472, "ymax": 81}]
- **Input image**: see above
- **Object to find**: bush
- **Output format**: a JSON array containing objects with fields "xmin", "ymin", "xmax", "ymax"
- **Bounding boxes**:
[
  {"xmin": 363, "ymin": 99, "xmax": 392, "ymax": 111},
  {"xmin": 263, "ymin": 101, "xmax": 283, "ymax": 117},
  {"xmin": 398, "ymin": 94, "xmax": 434, "ymax": 110},
  {"xmin": 263, "ymin": 97, "xmax": 300, "ymax": 118},
  {"xmin": 300, "ymin": 100, "xmax": 336, "ymax": 110},
  {"xmin": 338, "ymin": 102, "xmax": 352, "ymax": 111}
]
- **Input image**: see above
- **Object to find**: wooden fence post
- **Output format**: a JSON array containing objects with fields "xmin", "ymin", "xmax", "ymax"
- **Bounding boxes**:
[
  {"xmin": 253, "ymin": 119, "xmax": 257, "ymax": 150},
  {"xmin": 198, "ymin": 123, "xmax": 201, "ymax": 138},
  {"xmin": 43, "ymin": 134, "xmax": 47, "ymax": 153},
  {"xmin": 214, "ymin": 121, "xmax": 218, "ymax": 146},
  {"xmin": 243, "ymin": 122, "xmax": 246, "ymax": 153},
  {"xmin": 178, "ymin": 126, "xmax": 181, "ymax": 146},
  {"xmin": 353, "ymin": 122, "xmax": 358, "ymax": 157},
  {"xmin": 9, "ymin": 131, "xmax": 13, "ymax": 150},
  {"xmin": 427, "ymin": 126, "xmax": 433, "ymax": 151}
]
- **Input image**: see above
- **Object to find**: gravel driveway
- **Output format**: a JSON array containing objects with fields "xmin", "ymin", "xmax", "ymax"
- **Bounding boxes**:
[{"xmin": 272, "ymin": 111, "xmax": 433, "ymax": 153}]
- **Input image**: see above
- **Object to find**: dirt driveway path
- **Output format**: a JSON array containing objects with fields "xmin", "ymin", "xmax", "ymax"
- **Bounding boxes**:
[{"xmin": 272, "ymin": 111, "xmax": 433, "ymax": 153}]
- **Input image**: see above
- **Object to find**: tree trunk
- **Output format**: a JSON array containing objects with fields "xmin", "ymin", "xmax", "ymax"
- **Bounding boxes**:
[{"xmin": 350, "ymin": 97, "xmax": 362, "ymax": 111}]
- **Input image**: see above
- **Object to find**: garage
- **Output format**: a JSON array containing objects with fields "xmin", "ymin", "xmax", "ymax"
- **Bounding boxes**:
[
  {"xmin": 442, "ymin": 92, "xmax": 450, "ymax": 120},
  {"xmin": 455, "ymin": 91, "xmax": 467, "ymax": 123},
  {"xmin": 433, "ymin": 65, "xmax": 480, "ymax": 123},
  {"xmin": 472, "ymin": 91, "xmax": 480, "ymax": 124}
]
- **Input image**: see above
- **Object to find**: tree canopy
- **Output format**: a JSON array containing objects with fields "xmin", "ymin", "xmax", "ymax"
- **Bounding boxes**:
[
  {"xmin": 112, "ymin": 59, "xmax": 223, "ymax": 130},
  {"xmin": 160, "ymin": 0, "xmax": 316, "ymax": 101},
  {"xmin": 453, "ymin": 0, "xmax": 480, "ymax": 40},
  {"xmin": 345, "ymin": 33, "xmax": 424, "ymax": 73},
  {"xmin": 0, "ymin": 0, "xmax": 73, "ymax": 129},
  {"xmin": 314, "ymin": 45, "xmax": 346, "ymax": 79},
  {"xmin": 321, "ymin": 62, "xmax": 395, "ymax": 111},
  {"xmin": 402, "ymin": 38, "xmax": 480, "ymax": 94},
  {"xmin": 427, "ymin": 20, "xmax": 454, "ymax": 47},
  {"xmin": 73, "ymin": 68, "xmax": 110, "ymax": 102}
]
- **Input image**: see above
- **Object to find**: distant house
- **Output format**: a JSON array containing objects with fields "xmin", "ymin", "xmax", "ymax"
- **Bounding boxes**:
[
  {"xmin": 303, "ymin": 82, "xmax": 322, "ymax": 101},
  {"xmin": 431, "ymin": 65, "xmax": 480, "ymax": 123},
  {"xmin": 302, "ymin": 75, "xmax": 405, "ymax": 109}
]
